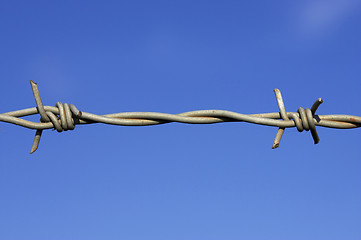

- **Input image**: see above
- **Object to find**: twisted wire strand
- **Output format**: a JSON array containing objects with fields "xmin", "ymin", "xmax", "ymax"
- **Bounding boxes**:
[{"xmin": 0, "ymin": 81, "xmax": 360, "ymax": 153}]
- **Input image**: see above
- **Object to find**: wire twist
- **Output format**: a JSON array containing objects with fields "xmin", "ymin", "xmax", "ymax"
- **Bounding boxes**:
[{"xmin": 0, "ymin": 81, "xmax": 360, "ymax": 153}]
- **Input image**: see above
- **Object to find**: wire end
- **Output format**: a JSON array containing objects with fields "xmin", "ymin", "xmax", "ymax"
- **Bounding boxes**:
[
  {"xmin": 30, "ymin": 146, "xmax": 38, "ymax": 154},
  {"xmin": 272, "ymin": 143, "xmax": 279, "ymax": 149}
]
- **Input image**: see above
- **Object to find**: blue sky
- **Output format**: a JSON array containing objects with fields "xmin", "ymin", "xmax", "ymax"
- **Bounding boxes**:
[{"xmin": 0, "ymin": 1, "xmax": 360, "ymax": 239}]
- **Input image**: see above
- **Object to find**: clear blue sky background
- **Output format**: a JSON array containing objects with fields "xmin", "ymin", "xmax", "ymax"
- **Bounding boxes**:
[{"xmin": 0, "ymin": 1, "xmax": 360, "ymax": 239}]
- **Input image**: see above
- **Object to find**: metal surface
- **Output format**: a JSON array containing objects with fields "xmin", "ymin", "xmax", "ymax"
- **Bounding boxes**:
[{"xmin": 1, "ymin": 81, "xmax": 360, "ymax": 153}]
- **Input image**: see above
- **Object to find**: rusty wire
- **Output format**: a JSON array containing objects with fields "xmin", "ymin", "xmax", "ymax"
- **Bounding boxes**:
[{"xmin": 0, "ymin": 80, "xmax": 360, "ymax": 153}]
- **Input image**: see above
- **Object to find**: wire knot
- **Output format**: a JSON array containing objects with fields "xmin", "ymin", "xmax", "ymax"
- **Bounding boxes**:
[
  {"xmin": 45, "ymin": 102, "xmax": 82, "ymax": 132},
  {"xmin": 29, "ymin": 80, "xmax": 82, "ymax": 153},
  {"xmin": 272, "ymin": 89, "xmax": 323, "ymax": 148},
  {"xmin": 292, "ymin": 107, "xmax": 320, "ymax": 142}
]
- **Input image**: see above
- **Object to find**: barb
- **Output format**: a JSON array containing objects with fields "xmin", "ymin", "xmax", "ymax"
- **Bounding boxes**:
[{"xmin": 0, "ymin": 81, "xmax": 360, "ymax": 153}]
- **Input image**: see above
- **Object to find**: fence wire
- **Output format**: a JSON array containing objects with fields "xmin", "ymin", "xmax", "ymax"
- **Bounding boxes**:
[{"xmin": 1, "ymin": 80, "xmax": 360, "ymax": 153}]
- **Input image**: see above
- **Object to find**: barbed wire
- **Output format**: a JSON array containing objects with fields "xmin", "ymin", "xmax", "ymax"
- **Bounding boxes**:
[{"xmin": 0, "ymin": 80, "xmax": 360, "ymax": 153}]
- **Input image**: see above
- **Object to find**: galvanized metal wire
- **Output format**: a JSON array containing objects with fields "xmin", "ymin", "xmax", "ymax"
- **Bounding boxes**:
[{"xmin": 1, "ymin": 81, "xmax": 360, "ymax": 153}]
